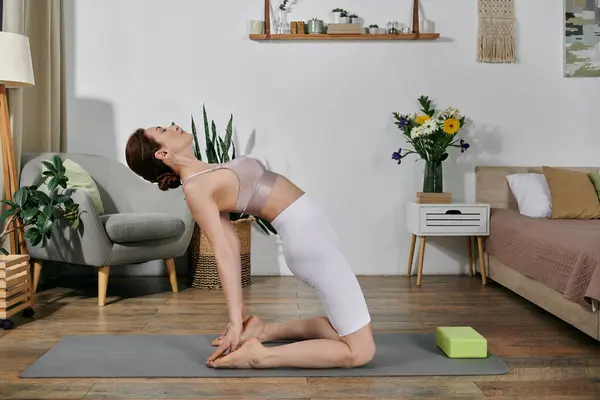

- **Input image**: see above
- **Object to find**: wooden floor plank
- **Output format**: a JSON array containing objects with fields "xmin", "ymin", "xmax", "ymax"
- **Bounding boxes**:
[
  {"xmin": 475, "ymin": 379, "xmax": 600, "ymax": 397},
  {"xmin": 0, "ymin": 381, "xmax": 93, "ymax": 398},
  {"xmin": 1, "ymin": 275, "xmax": 599, "ymax": 399},
  {"xmin": 85, "ymin": 382, "xmax": 315, "ymax": 399}
]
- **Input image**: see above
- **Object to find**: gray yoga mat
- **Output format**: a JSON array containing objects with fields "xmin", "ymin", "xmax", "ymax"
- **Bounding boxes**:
[{"xmin": 20, "ymin": 333, "xmax": 509, "ymax": 378}]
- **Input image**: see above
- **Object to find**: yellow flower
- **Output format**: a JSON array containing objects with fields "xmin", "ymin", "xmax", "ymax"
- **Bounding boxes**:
[
  {"xmin": 415, "ymin": 115, "xmax": 431, "ymax": 124},
  {"xmin": 443, "ymin": 118, "xmax": 460, "ymax": 135}
]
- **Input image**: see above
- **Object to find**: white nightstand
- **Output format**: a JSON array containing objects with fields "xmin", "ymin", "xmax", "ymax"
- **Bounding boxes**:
[{"xmin": 405, "ymin": 202, "xmax": 490, "ymax": 286}]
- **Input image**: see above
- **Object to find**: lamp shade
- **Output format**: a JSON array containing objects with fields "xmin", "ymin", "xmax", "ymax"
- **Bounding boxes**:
[{"xmin": 0, "ymin": 32, "xmax": 35, "ymax": 88}]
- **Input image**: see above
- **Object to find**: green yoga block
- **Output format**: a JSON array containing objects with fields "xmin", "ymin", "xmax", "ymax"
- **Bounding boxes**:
[{"xmin": 435, "ymin": 326, "xmax": 487, "ymax": 358}]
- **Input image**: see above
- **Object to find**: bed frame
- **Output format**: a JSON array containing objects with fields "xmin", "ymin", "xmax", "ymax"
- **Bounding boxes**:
[{"xmin": 475, "ymin": 166, "xmax": 600, "ymax": 341}]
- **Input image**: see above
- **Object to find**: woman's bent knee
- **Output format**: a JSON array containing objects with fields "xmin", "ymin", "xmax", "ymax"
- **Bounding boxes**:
[
  {"xmin": 349, "ymin": 342, "xmax": 375, "ymax": 367},
  {"xmin": 341, "ymin": 324, "xmax": 376, "ymax": 368}
]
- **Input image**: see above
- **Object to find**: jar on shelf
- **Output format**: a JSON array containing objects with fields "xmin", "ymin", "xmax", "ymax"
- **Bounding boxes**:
[
  {"xmin": 387, "ymin": 21, "xmax": 399, "ymax": 34},
  {"xmin": 420, "ymin": 19, "xmax": 435, "ymax": 33}
]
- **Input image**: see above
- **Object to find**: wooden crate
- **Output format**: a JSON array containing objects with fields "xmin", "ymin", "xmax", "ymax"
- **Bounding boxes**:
[{"xmin": 0, "ymin": 254, "xmax": 33, "ymax": 320}]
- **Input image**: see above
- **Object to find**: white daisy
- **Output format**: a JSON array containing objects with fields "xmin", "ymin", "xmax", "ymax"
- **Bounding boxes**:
[
  {"xmin": 410, "ymin": 125, "xmax": 425, "ymax": 138},
  {"xmin": 420, "ymin": 119, "xmax": 438, "ymax": 135}
]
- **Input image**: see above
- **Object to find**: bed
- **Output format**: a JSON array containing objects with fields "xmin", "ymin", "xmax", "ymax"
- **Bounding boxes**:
[{"xmin": 475, "ymin": 166, "xmax": 600, "ymax": 340}]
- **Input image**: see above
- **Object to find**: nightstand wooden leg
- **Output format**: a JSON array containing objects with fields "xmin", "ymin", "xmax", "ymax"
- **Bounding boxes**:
[
  {"xmin": 406, "ymin": 234, "xmax": 417, "ymax": 277},
  {"xmin": 477, "ymin": 236, "xmax": 487, "ymax": 285},
  {"xmin": 417, "ymin": 236, "xmax": 426, "ymax": 286},
  {"xmin": 467, "ymin": 237, "xmax": 473, "ymax": 277}
]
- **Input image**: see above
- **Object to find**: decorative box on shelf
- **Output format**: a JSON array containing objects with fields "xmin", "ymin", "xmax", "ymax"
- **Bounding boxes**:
[
  {"xmin": 327, "ymin": 23, "xmax": 363, "ymax": 35},
  {"xmin": 0, "ymin": 254, "xmax": 35, "ymax": 329},
  {"xmin": 290, "ymin": 21, "xmax": 306, "ymax": 34}
]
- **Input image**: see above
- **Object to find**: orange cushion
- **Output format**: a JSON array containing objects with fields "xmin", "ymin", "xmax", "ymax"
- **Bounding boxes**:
[{"xmin": 543, "ymin": 166, "xmax": 600, "ymax": 219}]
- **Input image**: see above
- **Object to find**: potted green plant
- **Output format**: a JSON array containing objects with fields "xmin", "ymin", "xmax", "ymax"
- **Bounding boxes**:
[
  {"xmin": 0, "ymin": 155, "xmax": 83, "ymax": 255},
  {"xmin": 0, "ymin": 156, "xmax": 82, "ymax": 329},
  {"xmin": 331, "ymin": 8, "xmax": 344, "ymax": 23},
  {"xmin": 340, "ymin": 10, "xmax": 349, "ymax": 24},
  {"xmin": 186, "ymin": 105, "xmax": 276, "ymax": 289},
  {"xmin": 368, "ymin": 24, "xmax": 379, "ymax": 34}
]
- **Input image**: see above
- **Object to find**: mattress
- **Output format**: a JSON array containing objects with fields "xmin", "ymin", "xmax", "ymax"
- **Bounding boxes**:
[{"xmin": 486, "ymin": 208, "xmax": 600, "ymax": 307}]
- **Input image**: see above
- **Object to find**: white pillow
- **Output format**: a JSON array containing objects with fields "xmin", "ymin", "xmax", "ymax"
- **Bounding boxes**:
[{"xmin": 506, "ymin": 173, "xmax": 552, "ymax": 218}]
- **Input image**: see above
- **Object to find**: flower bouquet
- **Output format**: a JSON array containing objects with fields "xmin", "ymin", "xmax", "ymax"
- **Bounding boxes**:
[{"xmin": 391, "ymin": 95, "xmax": 470, "ymax": 193}]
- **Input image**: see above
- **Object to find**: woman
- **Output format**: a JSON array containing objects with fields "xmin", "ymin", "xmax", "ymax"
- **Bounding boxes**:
[{"xmin": 125, "ymin": 123, "xmax": 375, "ymax": 369}]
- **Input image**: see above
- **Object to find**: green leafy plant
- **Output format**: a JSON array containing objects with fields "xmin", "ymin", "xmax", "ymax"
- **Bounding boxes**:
[
  {"xmin": 0, "ymin": 156, "xmax": 83, "ymax": 255},
  {"xmin": 189, "ymin": 106, "xmax": 277, "ymax": 235},
  {"xmin": 369, "ymin": 24, "xmax": 379, "ymax": 28}
]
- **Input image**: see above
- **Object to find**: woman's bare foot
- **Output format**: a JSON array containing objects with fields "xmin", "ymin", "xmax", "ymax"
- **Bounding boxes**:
[
  {"xmin": 240, "ymin": 315, "xmax": 266, "ymax": 342},
  {"xmin": 207, "ymin": 337, "xmax": 265, "ymax": 369}
]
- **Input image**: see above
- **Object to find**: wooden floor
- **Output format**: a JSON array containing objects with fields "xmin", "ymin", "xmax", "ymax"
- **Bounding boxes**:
[{"xmin": 1, "ymin": 274, "xmax": 600, "ymax": 399}]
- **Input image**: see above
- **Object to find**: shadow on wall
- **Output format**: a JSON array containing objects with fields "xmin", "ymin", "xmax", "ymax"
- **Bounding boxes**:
[
  {"xmin": 63, "ymin": 0, "xmax": 117, "ymax": 161},
  {"xmin": 447, "ymin": 119, "xmax": 504, "ymax": 202},
  {"xmin": 41, "ymin": 1, "xmax": 188, "ymax": 282}
]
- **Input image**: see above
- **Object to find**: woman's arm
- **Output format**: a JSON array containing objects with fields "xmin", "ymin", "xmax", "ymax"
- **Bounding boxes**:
[
  {"xmin": 185, "ymin": 191, "xmax": 244, "ymax": 328},
  {"xmin": 219, "ymin": 213, "xmax": 246, "ymax": 319}
]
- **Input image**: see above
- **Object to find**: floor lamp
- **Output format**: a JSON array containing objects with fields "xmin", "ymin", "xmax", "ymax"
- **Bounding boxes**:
[{"xmin": 0, "ymin": 32, "xmax": 35, "ymax": 255}]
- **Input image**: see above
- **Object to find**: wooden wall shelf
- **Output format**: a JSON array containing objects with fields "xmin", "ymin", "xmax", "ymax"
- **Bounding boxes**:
[
  {"xmin": 249, "ymin": 33, "xmax": 440, "ymax": 41},
  {"xmin": 253, "ymin": 0, "xmax": 440, "ymax": 43}
]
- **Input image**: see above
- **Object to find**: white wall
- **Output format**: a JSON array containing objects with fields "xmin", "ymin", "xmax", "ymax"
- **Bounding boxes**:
[{"xmin": 64, "ymin": 0, "xmax": 600, "ymax": 277}]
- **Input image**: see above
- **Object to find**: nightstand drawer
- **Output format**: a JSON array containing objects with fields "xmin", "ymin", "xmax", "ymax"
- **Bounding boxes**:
[{"xmin": 419, "ymin": 206, "xmax": 488, "ymax": 235}]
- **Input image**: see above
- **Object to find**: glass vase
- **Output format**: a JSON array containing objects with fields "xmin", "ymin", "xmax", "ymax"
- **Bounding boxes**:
[
  {"xmin": 275, "ymin": 9, "xmax": 290, "ymax": 34},
  {"xmin": 423, "ymin": 161, "xmax": 443, "ymax": 193}
]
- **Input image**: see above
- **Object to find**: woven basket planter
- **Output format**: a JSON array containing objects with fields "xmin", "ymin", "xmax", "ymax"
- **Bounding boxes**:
[{"xmin": 188, "ymin": 217, "xmax": 254, "ymax": 290}]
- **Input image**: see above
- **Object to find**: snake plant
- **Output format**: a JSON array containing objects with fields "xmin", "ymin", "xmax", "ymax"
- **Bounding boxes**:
[{"xmin": 188, "ymin": 106, "xmax": 277, "ymax": 235}]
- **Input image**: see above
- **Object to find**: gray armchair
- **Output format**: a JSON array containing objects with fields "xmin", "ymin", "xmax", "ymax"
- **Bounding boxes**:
[{"xmin": 19, "ymin": 152, "xmax": 195, "ymax": 306}]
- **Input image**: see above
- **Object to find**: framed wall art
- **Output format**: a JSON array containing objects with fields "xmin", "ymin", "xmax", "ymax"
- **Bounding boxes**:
[{"xmin": 564, "ymin": 0, "xmax": 600, "ymax": 77}]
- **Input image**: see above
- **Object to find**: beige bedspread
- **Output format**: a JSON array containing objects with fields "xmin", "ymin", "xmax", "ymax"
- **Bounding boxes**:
[{"xmin": 486, "ymin": 208, "xmax": 600, "ymax": 306}]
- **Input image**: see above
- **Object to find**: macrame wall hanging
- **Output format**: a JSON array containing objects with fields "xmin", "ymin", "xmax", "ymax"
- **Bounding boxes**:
[{"xmin": 477, "ymin": 0, "xmax": 516, "ymax": 63}]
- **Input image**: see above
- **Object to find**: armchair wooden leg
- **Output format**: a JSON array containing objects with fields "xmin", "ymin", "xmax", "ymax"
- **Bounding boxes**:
[
  {"xmin": 165, "ymin": 258, "xmax": 179, "ymax": 293},
  {"xmin": 32, "ymin": 260, "xmax": 42, "ymax": 293},
  {"xmin": 98, "ymin": 266, "xmax": 110, "ymax": 307}
]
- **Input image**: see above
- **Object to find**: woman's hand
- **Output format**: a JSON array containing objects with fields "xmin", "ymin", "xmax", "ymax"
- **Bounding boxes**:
[
  {"xmin": 207, "ymin": 321, "xmax": 243, "ymax": 365},
  {"xmin": 211, "ymin": 322, "xmax": 230, "ymax": 346},
  {"xmin": 212, "ymin": 304, "xmax": 247, "ymax": 346}
]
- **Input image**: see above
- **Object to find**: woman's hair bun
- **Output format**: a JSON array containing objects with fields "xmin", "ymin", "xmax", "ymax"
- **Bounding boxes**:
[{"xmin": 156, "ymin": 172, "xmax": 181, "ymax": 191}]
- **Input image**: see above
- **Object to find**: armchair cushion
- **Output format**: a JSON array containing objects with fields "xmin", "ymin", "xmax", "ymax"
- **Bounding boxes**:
[
  {"xmin": 42, "ymin": 158, "xmax": 105, "ymax": 214},
  {"xmin": 100, "ymin": 213, "xmax": 185, "ymax": 244}
]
